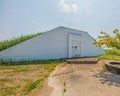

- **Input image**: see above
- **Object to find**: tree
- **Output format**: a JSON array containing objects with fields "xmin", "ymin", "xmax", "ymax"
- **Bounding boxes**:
[{"xmin": 94, "ymin": 29, "xmax": 120, "ymax": 49}]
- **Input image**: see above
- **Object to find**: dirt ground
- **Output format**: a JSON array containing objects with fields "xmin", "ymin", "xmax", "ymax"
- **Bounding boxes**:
[
  {"xmin": 0, "ymin": 64, "xmax": 57, "ymax": 96},
  {"xmin": 41, "ymin": 60, "xmax": 120, "ymax": 96}
]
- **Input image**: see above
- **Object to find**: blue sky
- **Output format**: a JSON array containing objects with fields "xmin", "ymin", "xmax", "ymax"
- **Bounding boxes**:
[{"xmin": 0, "ymin": 0, "xmax": 120, "ymax": 41}]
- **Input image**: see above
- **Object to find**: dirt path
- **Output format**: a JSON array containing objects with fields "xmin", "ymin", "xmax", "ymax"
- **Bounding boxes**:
[{"xmin": 47, "ymin": 60, "xmax": 120, "ymax": 96}]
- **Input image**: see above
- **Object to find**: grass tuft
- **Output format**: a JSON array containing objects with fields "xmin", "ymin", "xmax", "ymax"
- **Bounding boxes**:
[
  {"xmin": 63, "ymin": 81, "xmax": 67, "ymax": 93},
  {"xmin": 102, "ymin": 64, "xmax": 108, "ymax": 72},
  {"xmin": 25, "ymin": 78, "xmax": 44, "ymax": 94}
]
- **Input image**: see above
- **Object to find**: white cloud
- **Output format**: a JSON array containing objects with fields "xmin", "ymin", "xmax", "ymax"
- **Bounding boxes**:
[
  {"xmin": 72, "ymin": 4, "xmax": 77, "ymax": 12},
  {"xmin": 62, "ymin": 3, "xmax": 70, "ymax": 12},
  {"xmin": 60, "ymin": 0, "xmax": 78, "ymax": 12},
  {"xmin": 59, "ymin": 0, "xmax": 94, "ymax": 15}
]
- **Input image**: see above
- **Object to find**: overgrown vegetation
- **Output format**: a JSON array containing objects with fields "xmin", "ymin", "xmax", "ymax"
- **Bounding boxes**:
[
  {"xmin": 94, "ymin": 29, "xmax": 120, "ymax": 49},
  {"xmin": 0, "ymin": 59, "xmax": 65, "ymax": 65},
  {"xmin": 99, "ymin": 49, "xmax": 120, "ymax": 60},
  {"xmin": 105, "ymin": 49, "xmax": 120, "ymax": 55},
  {"xmin": 95, "ymin": 28, "xmax": 120, "ymax": 60},
  {"xmin": 0, "ymin": 32, "xmax": 42, "ymax": 51},
  {"xmin": 0, "ymin": 60, "xmax": 65, "ymax": 96}
]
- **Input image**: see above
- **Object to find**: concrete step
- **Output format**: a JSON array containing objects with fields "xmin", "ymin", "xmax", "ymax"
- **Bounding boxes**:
[{"xmin": 64, "ymin": 58, "xmax": 99, "ymax": 64}]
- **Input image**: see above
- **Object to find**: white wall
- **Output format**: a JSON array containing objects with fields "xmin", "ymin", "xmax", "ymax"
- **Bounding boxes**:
[
  {"xmin": 0, "ymin": 26, "xmax": 104, "ymax": 61},
  {"xmin": 80, "ymin": 32, "xmax": 104, "ymax": 57},
  {"xmin": 0, "ymin": 27, "xmax": 68, "ymax": 61}
]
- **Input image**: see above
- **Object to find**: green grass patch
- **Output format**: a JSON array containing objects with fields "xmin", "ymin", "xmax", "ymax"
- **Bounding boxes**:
[
  {"xmin": 99, "ymin": 54, "xmax": 120, "ymax": 60},
  {"xmin": 44, "ymin": 64, "xmax": 58, "ymax": 72},
  {"xmin": 105, "ymin": 49, "xmax": 120, "ymax": 56},
  {"xmin": 0, "ymin": 32, "xmax": 42, "ymax": 51},
  {"xmin": 98, "ymin": 49, "xmax": 120, "ymax": 60},
  {"xmin": 0, "ymin": 59, "xmax": 66, "ymax": 65},
  {"xmin": 25, "ymin": 78, "xmax": 44, "ymax": 94}
]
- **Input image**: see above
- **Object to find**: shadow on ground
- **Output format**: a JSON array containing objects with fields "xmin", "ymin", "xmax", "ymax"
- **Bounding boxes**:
[{"xmin": 93, "ymin": 72, "xmax": 120, "ymax": 87}]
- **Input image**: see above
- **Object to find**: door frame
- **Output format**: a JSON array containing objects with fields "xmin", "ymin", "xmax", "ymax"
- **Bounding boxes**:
[{"xmin": 67, "ymin": 33, "xmax": 82, "ymax": 58}]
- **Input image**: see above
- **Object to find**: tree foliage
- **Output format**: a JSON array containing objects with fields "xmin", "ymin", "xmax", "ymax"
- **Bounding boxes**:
[
  {"xmin": 0, "ymin": 32, "xmax": 42, "ymax": 51},
  {"xmin": 94, "ymin": 29, "xmax": 120, "ymax": 49}
]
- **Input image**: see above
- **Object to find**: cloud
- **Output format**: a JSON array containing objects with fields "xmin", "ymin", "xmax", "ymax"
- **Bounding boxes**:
[
  {"xmin": 72, "ymin": 4, "xmax": 77, "ymax": 12},
  {"xmin": 59, "ymin": 0, "xmax": 94, "ymax": 15},
  {"xmin": 60, "ymin": 0, "xmax": 78, "ymax": 12},
  {"xmin": 62, "ymin": 3, "xmax": 70, "ymax": 12}
]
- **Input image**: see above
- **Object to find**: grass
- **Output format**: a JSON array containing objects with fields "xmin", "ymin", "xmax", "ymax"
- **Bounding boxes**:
[
  {"xmin": 98, "ymin": 49, "xmax": 120, "ymax": 60},
  {"xmin": 63, "ymin": 81, "xmax": 67, "ymax": 93},
  {"xmin": 0, "ymin": 60, "xmax": 65, "ymax": 96},
  {"xmin": 105, "ymin": 49, "xmax": 120, "ymax": 56},
  {"xmin": 102, "ymin": 64, "xmax": 108, "ymax": 72},
  {"xmin": 99, "ymin": 55, "xmax": 120, "ymax": 60},
  {"xmin": 25, "ymin": 78, "xmax": 44, "ymax": 94},
  {"xmin": 1, "ymin": 86, "xmax": 19, "ymax": 96},
  {"xmin": 98, "ymin": 49, "xmax": 120, "ymax": 71},
  {"xmin": 0, "ymin": 59, "xmax": 65, "ymax": 65},
  {"xmin": 0, "ymin": 32, "xmax": 42, "ymax": 51}
]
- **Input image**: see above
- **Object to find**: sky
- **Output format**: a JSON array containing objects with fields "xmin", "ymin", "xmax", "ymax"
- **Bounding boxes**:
[{"xmin": 0, "ymin": 0, "xmax": 120, "ymax": 41}]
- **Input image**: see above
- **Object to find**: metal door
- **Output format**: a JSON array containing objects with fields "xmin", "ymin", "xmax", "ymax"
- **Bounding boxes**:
[{"xmin": 72, "ymin": 40, "xmax": 81, "ymax": 57}]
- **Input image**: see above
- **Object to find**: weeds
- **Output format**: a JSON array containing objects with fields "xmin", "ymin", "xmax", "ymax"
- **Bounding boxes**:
[
  {"xmin": 102, "ymin": 64, "xmax": 108, "ymax": 72},
  {"xmin": 25, "ymin": 78, "xmax": 44, "ymax": 94},
  {"xmin": 63, "ymin": 81, "xmax": 67, "ymax": 93}
]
